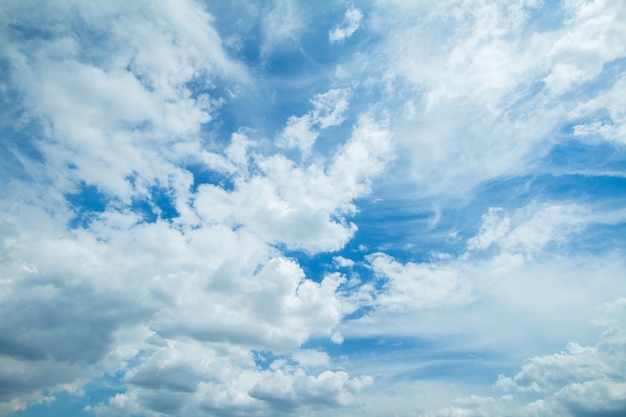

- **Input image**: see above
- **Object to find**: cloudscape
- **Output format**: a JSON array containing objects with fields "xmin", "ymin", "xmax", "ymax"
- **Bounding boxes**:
[{"xmin": 1, "ymin": 1, "xmax": 626, "ymax": 416}]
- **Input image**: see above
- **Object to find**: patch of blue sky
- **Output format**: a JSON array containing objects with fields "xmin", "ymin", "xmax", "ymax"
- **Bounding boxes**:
[
  {"xmin": 349, "ymin": 165, "xmax": 626, "ymax": 265},
  {"xmin": 525, "ymin": 0, "xmax": 567, "ymax": 34},
  {"xmin": 252, "ymin": 349, "xmax": 282, "ymax": 370},
  {"xmin": 283, "ymin": 250, "xmax": 339, "ymax": 281},
  {"xmin": 303, "ymin": 335, "xmax": 514, "ymax": 386},
  {"xmin": 8, "ymin": 372, "xmax": 126, "ymax": 417},
  {"xmin": 64, "ymin": 182, "xmax": 110, "ymax": 229},
  {"xmin": 569, "ymin": 222, "xmax": 626, "ymax": 255},
  {"xmin": 185, "ymin": 163, "xmax": 235, "ymax": 193},
  {"xmin": 347, "ymin": 199, "xmax": 458, "ymax": 261},
  {"xmin": 129, "ymin": 185, "xmax": 180, "ymax": 224},
  {"xmin": 4, "ymin": 19, "xmax": 58, "ymax": 43},
  {"xmin": 531, "ymin": 173, "xmax": 626, "ymax": 203},
  {"xmin": 215, "ymin": 8, "xmax": 356, "ymax": 96},
  {"xmin": 64, "ymin": 178, "xmax": 181, "ymax": 227},
  {"xmin": 9, "ymin": 393, "xmax": 92, "ymax": 417},
  {"xmin": 0, "ymin": 127, "xmax": 45, "ymax": 183},
  {"xmin": 199, "ymin": 1, "xmax": 264, "ymax": 59},
  {"xmin": 545, "ymin": 139, "xmax": 625, "ymax": 170}
]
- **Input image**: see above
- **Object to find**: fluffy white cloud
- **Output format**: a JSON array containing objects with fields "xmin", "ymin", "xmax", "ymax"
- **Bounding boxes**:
[
  {"xmin": 278, "ymin": 88, "xmax": 351, "ymax": 153},
  {"xmin": 466, "ymin": 203, "xmax": 589, "ymax": 256},
  {"xmin": 0, "ymin": 1, "xmax": 392, "ymax": 414},
  {"xmin": 367, "ymin": 252, "xmax": 470, "ymax": 311},
  {"xmin": 196, "ymin": 113, "xmax": 392, "ymax": 253},
  {"xmin": 2, "ymin": 0, "xmax": 625, "ymax": 416},
  {"xmin": 329, "ymin": 7, "xmax": 363, "ymax": 44},
  {"xmin": 250, "ymin": 367, "xmax": 372, "ymax": 412},
  {"xmin": 0, "ymin": 0, "xmax": 247, "ymax": 201},
  {"xmin": 543, "ymin": 0, "xmax": 626, "ymax": 94},
  {"xmin": 443, "ymin": 326, "xmax": 626, "ymax": 417},
  {"xmin": 343, "ymin": 201, "xmax": 626, "ymax": 357}
]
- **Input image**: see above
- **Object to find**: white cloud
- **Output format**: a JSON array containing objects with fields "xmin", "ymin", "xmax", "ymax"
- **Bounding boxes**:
[
  {"xmin": 278, "ymin": 88, "xmax": 351, "ymax": 153},
  {"xmin": 1, "ymin": 0, "xmax": 247, "ymax": 201},
  {"xmin": 360, "ymin": 0, "xmax": 626, "ymax": 196},
  {"xmin": 329, "ymin": 7, "xmax": 364, "ymax": 44},
  {"xmin": 544, "ymin": 0, "xmax": 626, "ymax": 95},
  {"xmin": 342, "ymin": 201, "xmax": 626, "ymax": 357},
  {"xmin": 0, "ymin": 197, "xmax": 371, "ymax": 415},
  {"xmin": 1, "ymin": 1, "xmax": 625, "ymax": 416},
  {"xmin": 466, "ymin": 208, "xmax": 511, "ymax": 252},
  {"xmin": 250, "ymin": 367, "xmax": 372, "ymax": 411},
  {"xmin": 494, "ymin": 326, "xmax": 626, "ymax": 416},
  {"xmin": 403, "ymin": 325, "xmax": 626, "ymax": 417},
  {"xmin": 196, "ymin": 113, "xmax": 392, "ymax": 253},
  {"xmin": 467, "ymin": 203, "xmax": 589, "ymax": 257},
  {"xmin": 571, "ymin": 74, "xmax": 626, "ymax": 144},
  {"xmin": 291, "ymin": 349, "xmax": 330, "ymax": 368},
  {"xmin": 367, "ymin": 252, "xmax": 470, "ymax": 311},
  {"xmin": 334, "ymin": 256, "xmax": 355, "ymax": 268},
  {"xmin": 0, "ymin": 2, "xmax": 391, "ymax": 413},
  {"xmin": 260, "ymin": 0, "xmax": 303, "ymax": 58}
]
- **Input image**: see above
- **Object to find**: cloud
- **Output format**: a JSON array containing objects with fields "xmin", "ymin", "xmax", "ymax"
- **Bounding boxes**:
[
  {"xmin": 543, "ymin": 0, "xmax": 626, "ymax": 95},
  {"xmin": 359, "ymin": 0, "xmax": 626, "ymax": 196},
  {"xmin": 342, "ymin": 200, "xmax": 626, "ymax": 358},
  {"xmin": 571, "ymin": 73, "xmax": 626, "ymax": 144},
  {"xmin": 260, "ymin": 0, "xmax": 303, "ymax": 58},
  {"xmin": 1, "ymin": 0, "xmax": 247, "ymax": 200},
  {"xmin": 1, "ymin": 0, "xmax": 625, "ymax": 416},
  {"xmin": 425, "ymin": 325, "xmax": 626, "ymax": 417},
  {"xmin": 278, "ymin": 88, "xmax": 351, "ymax": 153},
  {"xmin": 196, "ymin": 113, "xmax": 392, "ymax": 253},
  {"xmin": 329, "ymin": 7, "xmax": 363, "ymax": 43},
  {"xmin": 466, "ymin": 203, "xmax": 589, "ymax": 256},
  {"xmin": 0, "ymin": 1, "xmax": 388, "ymax": 414},
  {"xmin": 250, "ymin": 368, "xmax": 372, "ymax": 412},
  {"xmin": 367, "ymin": 252, "xmax": 470, "ymax": 311}
]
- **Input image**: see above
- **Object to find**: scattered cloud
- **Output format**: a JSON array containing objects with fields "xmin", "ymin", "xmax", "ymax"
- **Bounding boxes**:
[
  {"xmin": 423, "ymin": 325, "xmax": 626, "ymax": 417},
  {"xmin": 1, "ymin": 1, "xmax": 625, "ymax": 416},
  {"xmin": 278, "ymin": 88, "xmax": 351, "ymax": 153},
  {"xmin": 329, "ymin": 7, "xmax": 363, "ymax": 43}
]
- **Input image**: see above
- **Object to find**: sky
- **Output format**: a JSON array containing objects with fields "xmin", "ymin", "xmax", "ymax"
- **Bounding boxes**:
[{"xmin": 1, "ymin": 0, "xmax": 626, "ymax": 416}]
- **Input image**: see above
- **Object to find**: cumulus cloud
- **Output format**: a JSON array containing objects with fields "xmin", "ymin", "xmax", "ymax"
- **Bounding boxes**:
[
  {"xmin": 423, "ymin": 326, "xmax": 626, "ymax": 417},
  {"xmin": 1, "ymin": 0, "xmax": 247, "ymax": 202},
  {"xmin": 343, "ymin": 200, "xmax": 626, "ymax": 358},
  {"xmin": 250, "ymin": 368, "xmax": 372, "ymax": 412},
  {"xmin": 329, "ymin": 7, "xmax": 364, "ymax": 43},
  {"xmin": 278, "ymin": 88, "xmax": 351, "ymax": 153},
  {"xmin": 196, "ymin": 113, "xmax": 392, "ymax": 253},
  {"xmin": 367, "ymin": 252, "xmax": 470, "ymax": 311},
  {"xmin": 0, "ymin": 1, "xmax": 390, "ymax": 415},
  {"xmin": 466, "ymin": 203, "xmax": 589, "ymax": 256}
]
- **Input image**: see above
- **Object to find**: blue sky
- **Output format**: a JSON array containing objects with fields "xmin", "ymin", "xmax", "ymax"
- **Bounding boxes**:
[{"xmin": 1, "ymin": 0, "xmax": 626, "ymax": 416}]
